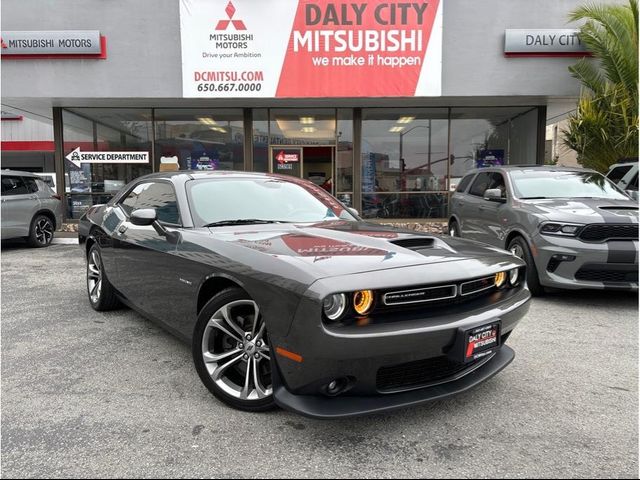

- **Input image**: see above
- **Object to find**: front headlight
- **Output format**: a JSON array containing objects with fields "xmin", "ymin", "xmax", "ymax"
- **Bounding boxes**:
[
  {"xmin": 323, "ymin": 293, "xmax": 347, "ymax": 321},
  {"xmin": 494, "ymin": 271, "xmax": 507, "ymax": 288},
  {"xmin": 540, "ymin": 222, "xmax": 583, "ymax": 236},
  {"xmin": 353, "ymin": 290, "xmax": 374, "ymax": 315}
]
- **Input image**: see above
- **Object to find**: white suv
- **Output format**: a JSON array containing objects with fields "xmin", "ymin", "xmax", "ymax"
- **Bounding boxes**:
[{"xmin": 606, "ymin": 159, "xmax": 638, "ymax": 200}]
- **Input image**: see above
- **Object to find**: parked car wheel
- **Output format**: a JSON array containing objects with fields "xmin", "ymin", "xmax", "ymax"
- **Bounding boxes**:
[
  {"xmin": 27, "ymin": 214, "xmax": 54, "ymax": 247},
  {"xmin": 508, "ymin": 236, "xmax": 544, "ymax": 296},
  {"xmin": 87, "ymin": 244, "xmax": 121, "ymax": 311},
  {"xmin": 449, "ymin": 219, "xmax": 460, "ymax": 237},
  {"xmin": 193, "ymin": 288, "xmax": 275, "ymax": 412}
]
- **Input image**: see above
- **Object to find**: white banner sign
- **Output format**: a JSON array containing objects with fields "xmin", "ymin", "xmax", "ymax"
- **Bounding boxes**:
[
  {"xmin": 180, "ymin": 0, "xmax": 443, "ymax": 98},
  {"xmin": 66, "ymin": 147, "xmax": 149, "ymax": 168}
]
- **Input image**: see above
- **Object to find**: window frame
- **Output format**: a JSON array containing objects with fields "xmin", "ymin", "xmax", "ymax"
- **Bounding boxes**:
[{"xmin": 116, "ymin": 179, "xmax": 183, "ymax": 227}]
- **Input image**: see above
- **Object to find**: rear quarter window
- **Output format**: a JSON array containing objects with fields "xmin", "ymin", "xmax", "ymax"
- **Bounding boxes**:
[{"xmin": 456, "ymin": 174, "xmax": 475, "ymax": 193}]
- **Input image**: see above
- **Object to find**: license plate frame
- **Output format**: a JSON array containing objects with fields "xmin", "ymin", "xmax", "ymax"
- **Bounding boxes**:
[{"xmin": 448, "ymin": 321, "xmax": 501, "ymax": 364}]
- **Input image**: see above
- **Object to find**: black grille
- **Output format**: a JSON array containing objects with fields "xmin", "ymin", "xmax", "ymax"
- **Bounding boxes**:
[
  {"xmin": 460, "ymin": 276, "xmax": 495, "ymax": 295},
  {"xmin": 376, "ymin": 356, "xmax": 476, "ymax": 392},
  {"xmin": 383, "ymin": 285, "xmax": 456, "ymax": 305},
  {"xmin": 578, "ymin": 224, "xmax": 639, "ymax": 242},
  {"xmin": 547, "ymin": 257, "xmax": 561, "ymax": 272},
  {"xmin": 575, "ymin": 268, "xmax": 638, "ymax": 283}
]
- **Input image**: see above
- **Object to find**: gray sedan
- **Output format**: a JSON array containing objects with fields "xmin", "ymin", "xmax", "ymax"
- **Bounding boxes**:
[{"xmin": 449, "ymin": 166, "xmax": 638, "ymax": 295}]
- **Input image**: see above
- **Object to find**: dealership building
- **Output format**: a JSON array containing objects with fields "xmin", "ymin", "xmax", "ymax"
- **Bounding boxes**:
[{"xmin": 2, "ymin": 0, "xmax": 588, "ymax": 221}]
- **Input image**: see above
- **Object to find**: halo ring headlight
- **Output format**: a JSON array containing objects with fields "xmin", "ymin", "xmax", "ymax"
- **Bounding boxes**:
[
  {"xmin": 353, "ymin": 290, "xmax": 374, "ymax": 315},
  {"xmin": 323, "ymin": 293, "xmax": 347, "ymax": 321}
]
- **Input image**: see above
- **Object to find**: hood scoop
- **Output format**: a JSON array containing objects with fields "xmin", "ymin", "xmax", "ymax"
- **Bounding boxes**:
[
  {"xmin": 390, "ymin": 237, "xmax": 435, "ymax": 251},
  {"xmin": 599, "ymin": 206, "xmax": 638, "ymax": 211}
]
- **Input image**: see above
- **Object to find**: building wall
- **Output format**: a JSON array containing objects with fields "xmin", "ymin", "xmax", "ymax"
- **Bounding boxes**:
[{"xmin": 1, "ymin": 0, "xmax": 587, "ymax": 102}]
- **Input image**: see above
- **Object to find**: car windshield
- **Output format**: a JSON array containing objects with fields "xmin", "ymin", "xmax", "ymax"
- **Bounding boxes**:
[
  {"xmin": 187, "ymin": 177, "xmax": 357, "ymax": 226},
  {"xmin": 509, "ymin": 170, "xmax": 629, "ymax": 200}
]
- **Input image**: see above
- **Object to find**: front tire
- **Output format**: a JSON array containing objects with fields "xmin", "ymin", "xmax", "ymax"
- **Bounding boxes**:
[
  {"xmin": 193, "ymin": 288, "xmax": 276, "ymax": 412},
  {"xmin": 87, "ymin": 244, "xmax": 121, "ymax": 311},
  {"xmin": 27, "ymin": 214, "xmax": 54, "ymax": 247},
  {"xmin": 508, "ymin": 236, "xmax": 544, "ymax": 296}
]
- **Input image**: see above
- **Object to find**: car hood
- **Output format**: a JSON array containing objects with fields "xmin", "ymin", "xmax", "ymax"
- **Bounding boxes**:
[
  {"xmin": 206, "ymin": 220, "xmax": 514, "ymax": 278},
  {"xmin": 518, "ymin": 197, "xmax": 638, "ymax": 224}
]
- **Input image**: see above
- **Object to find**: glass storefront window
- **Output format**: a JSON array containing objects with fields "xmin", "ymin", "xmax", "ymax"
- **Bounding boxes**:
[
  {"xmin": 154, "ymin": 109, "xmax": 244, "ymax": 172},
  {"xmin": 449, "ymin": 107, "xmax": 539, "ymax": 190},
  {"xmin": 252, "ymin": 109, "xmax": 269, "ymax": 173},
  {"xmin": 62, "ymin": 108, "xmax": 152, "ymax": 219},
  {"xmin": 336, "ymin": 109, "xmax": 354, "ymax": 206},
  {"xmin": 361, "ymin": 108, "xmax": 449, "ymax": 218},
  {"xmin": 269, "ymin": 109, "xmax": 336, "ymax": 146}
]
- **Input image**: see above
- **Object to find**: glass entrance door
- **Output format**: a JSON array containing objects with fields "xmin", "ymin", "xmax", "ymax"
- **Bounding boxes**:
[
  {"xmin": 270, "ymin": 147, "xmax": 302, "ymax": 177},
  {"xmin": 269, "ymin": 146, "xmax": 335, "ymax": 194}
]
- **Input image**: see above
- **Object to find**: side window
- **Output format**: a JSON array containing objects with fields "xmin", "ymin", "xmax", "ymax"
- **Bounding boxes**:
[
  {"xmin": 468, "ymin": 173, "xmax": 492, "ymax": 197},
  {"xmin": 23, "ymin": 177, "xmax": 39, "ymax": 193},
  {"xmin": 488, "ymin": 173, "xmax": 507, "ymax": 198},
  {"xmin": 607, "ymin": 165, "xmax": 632, "ymax": 184},
  {"xmin": 1, "ymin": 176, "xmax": 29, "ymax": 196},
  {"xmin": 119, "ymin": 182, "xmax": 181, "ymax": 225},
  {"xmin": 456, "ymin": 174, "xmax": 475, "ymax": 193}
]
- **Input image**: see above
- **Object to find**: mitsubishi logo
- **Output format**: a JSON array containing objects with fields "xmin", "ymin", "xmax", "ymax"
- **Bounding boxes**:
[
  {"xmin": 215, "ymin": 1, "xmax": 246, "ymax": 30},
  {"xmin": 1, "ymin": 38, "xmax": 7, "ymax": 49}
]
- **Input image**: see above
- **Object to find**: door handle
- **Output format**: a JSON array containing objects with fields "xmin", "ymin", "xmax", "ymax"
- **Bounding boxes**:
[{"xmin": 29, "ymin": 195, "xmax": 37, "ymax": 200}]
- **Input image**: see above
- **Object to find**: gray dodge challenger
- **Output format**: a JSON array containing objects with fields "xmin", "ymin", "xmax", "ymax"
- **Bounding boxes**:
[
  {"xmin": 449, "ymin": 166, "xmax": 638, "ymax": 295},
  {"xmin": 79, "ymin": 171, "xmax": 530, "ymax": 418}
]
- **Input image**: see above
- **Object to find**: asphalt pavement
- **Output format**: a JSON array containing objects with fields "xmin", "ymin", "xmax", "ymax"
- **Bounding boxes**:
[{"xmin": 1, "ymin": 242, "xmax": 638, "ymax": 478}]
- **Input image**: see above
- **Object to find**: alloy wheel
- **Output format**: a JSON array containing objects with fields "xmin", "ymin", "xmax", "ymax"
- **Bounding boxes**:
[
  {"xmin": 201, "ymin": 300, "xmax": 272, "ymax": 401},
  {"xmin": 35, "ymin": 218, "xmax": 54, "ymax": 245},
  {"xmin": 87, "ymin": 250, "xmax": 103, "ymax": 304}
]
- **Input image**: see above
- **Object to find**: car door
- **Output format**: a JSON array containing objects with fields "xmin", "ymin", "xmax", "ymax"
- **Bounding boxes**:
[
  {"xmin": 450, "ymin": 173, "xmax": 476, "ymax": 234},
  {"xmin": 473, "ymin": 172, "xmax": 509, "ymax": 247},
  {"xmin": 112, "ymin": 180, "xmax": 186, "ymax": 327},
  {"xmin": 1, "ymin": 175, "xmax": 40, "ymax": 239},
  {"xmin": 462, "ymin": 172, "xmax": 493, "ymax": 242}
]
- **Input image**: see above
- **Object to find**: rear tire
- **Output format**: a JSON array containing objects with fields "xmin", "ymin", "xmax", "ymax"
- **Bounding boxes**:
[
  {"xmin": 87, "ymin": 244, "xmax": 121, "ymax": 311},
  {"xmin": 27, "ymin": 214, "xmax": 54, "ymax": 247},
  {"xmin": 193, "ymin": 288, "xmax": 276, "ymax": 412},
  {"xmin": 448, "ymin": 219, "xmax": 460, "ymax": 237},
  {"xmin": 508, "ymin": 236, "xmax": 544, "ymax": 296}
]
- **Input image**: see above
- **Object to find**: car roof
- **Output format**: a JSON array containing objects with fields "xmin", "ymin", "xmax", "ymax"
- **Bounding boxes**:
[
  {"xmin": 133, "ymin": 170, "xmax": 294, "ymax": 182},
  {"xmin": 464, "ymin": 165, "xmax": 597, "ymax": 175},
  {"xmin": 0, "ymin": 169, "xmax": 40, "ymax": 177}
]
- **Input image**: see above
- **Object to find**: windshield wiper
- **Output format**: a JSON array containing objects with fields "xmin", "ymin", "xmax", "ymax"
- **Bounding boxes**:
[{"xmin": 203, "ymin": 219, "xmax": 283, "ymax": 227}]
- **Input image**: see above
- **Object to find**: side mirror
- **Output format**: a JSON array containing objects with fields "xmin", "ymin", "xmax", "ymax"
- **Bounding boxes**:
[
  {"xmin": 348, "ymin": 207, "xmax": 360, "ymax": 217},
  {"xmin": 483, "ymin": 188, "xmax": 506, "ymax": 203},
  {"xmin": 130, "ymin": 208, "xmax": 157, "ymax": 226},
  {"xmin": 625, "ymin": 189, "xmax": 638, "ymax": 201}
]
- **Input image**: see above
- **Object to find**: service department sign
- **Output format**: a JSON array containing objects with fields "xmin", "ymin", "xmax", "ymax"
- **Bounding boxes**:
[
  {"xmin": 180, "ymin": 0, "xmax": 443, "ymax": 98},
  {"xmin": 1, "ymin": 31, "xmax": 105, "ymax": 57},
  {"xmin": 504, "ymin": 29, "xmax": 589, "ymax": 56}
]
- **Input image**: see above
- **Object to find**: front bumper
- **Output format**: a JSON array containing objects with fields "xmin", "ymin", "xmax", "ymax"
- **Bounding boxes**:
[
  {"xmin": 270, "ymin": 283, "xmax": 530, "ymax": 419},
  {"xmin": 273, "ymin": 345, "xmax": 514, "ymax": 419},
  {"xmin": 532, "ymin": 233, "xmax": 638, "ymax": 290}
]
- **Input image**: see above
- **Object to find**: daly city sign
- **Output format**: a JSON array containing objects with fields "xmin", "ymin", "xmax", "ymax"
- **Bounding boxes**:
[
  {"xmin": 504, "ymin": 29, "xmax": 588, "ymax": 56},
  {"xmin": 66, "ymin": 147, "xmax": 149, "ymax": 168}
]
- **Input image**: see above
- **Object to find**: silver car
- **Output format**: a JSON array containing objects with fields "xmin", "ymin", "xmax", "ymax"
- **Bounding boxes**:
[
  {"xmin": 1, "ymin": 169, "xmax": 63, "ymax": 247},
  {"xmin": 449, "ymin": 166, "xmax": 638, "ymax": 295}
]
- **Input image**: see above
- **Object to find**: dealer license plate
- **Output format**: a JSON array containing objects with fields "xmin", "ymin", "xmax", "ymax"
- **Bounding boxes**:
[{"xmin": 463, "ymin": 322, "xmax": 500, "ymax": 363}]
